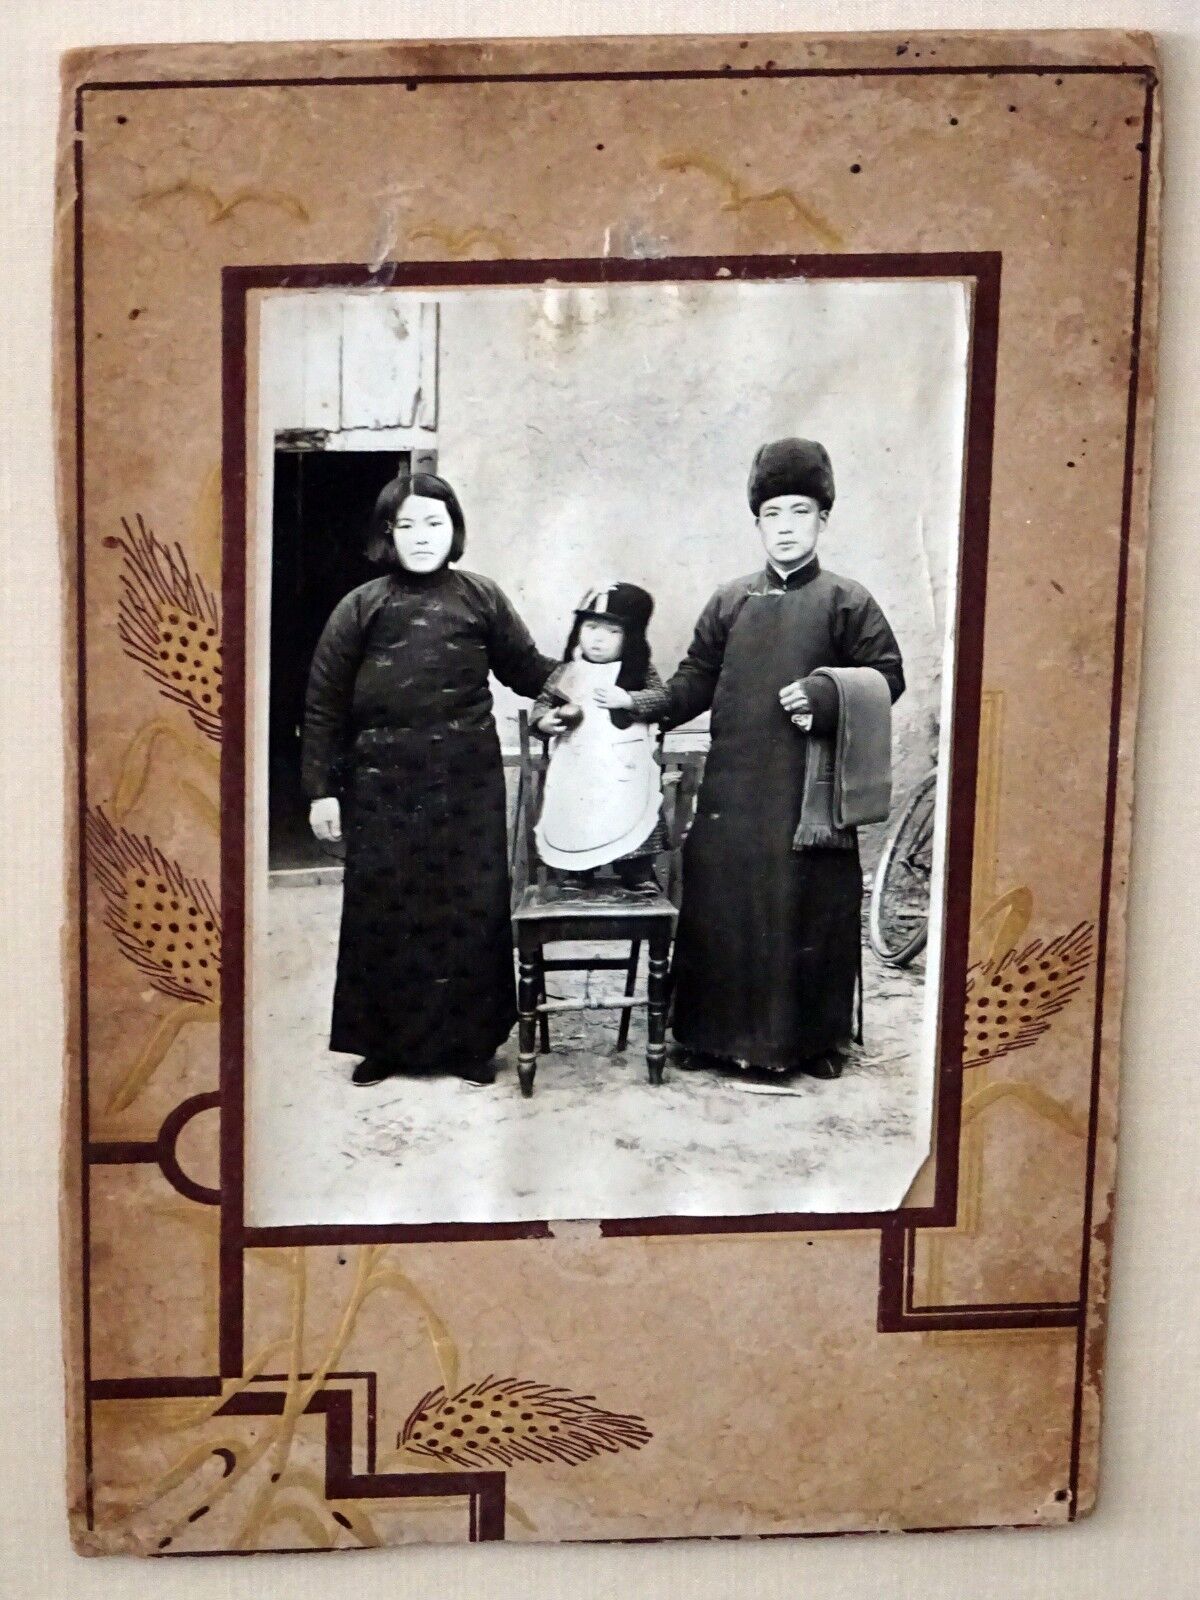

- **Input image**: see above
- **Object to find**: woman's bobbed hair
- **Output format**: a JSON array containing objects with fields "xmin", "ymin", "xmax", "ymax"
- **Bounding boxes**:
[{"xmin": 366, "ymin": 470, "xmax": 466, "ymax": 569}]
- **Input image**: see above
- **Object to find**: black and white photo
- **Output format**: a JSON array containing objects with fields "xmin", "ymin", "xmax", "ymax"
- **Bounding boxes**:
[{"xmin": 245, "ymin": 273, "xmax": 968, "ymax": 1225}]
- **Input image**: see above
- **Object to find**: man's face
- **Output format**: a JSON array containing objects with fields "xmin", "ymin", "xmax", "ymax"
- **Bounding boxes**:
[
  {"xmin": 756, "ymin": 494, "xmax": 828, "ymax": 570},
  {"xmin": 578, "ymin": 617, "xmax": 625, "ymax": 663}
]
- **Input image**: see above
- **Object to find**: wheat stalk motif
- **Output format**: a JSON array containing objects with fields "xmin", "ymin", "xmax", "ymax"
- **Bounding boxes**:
[
  {"xmin": 86, "ymin": 807, "xmax": 220, "ymax": 1006},
  {"xmin": 104, "ymin": 515, "xmax": 222, "ymax": 741},
  {"xmin": 399, "ymin": 1376, "xmax": 653, "ymax": 1469},
  {"xmin": 85, "ymin": 807, "xmax": 220, "ymax": 1114},
  {"xmin": 962, "ymin": 921, "xmax": 1093, "ymax": 1071}
]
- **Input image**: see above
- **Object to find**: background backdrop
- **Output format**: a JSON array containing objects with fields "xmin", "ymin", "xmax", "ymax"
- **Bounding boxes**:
[
  {"xmin": 3, "ymin": 1, "xmax": 1198, "ymax": 1596},
  {"xmin": 437, "ymin": 275, "xmax": 964, "ymax": 788},
  {"xmin": 259, "ymin": 276, "xmax": 966, "ymax": 781}
]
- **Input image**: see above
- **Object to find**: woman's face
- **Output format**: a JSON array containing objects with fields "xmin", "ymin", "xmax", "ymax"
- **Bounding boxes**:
[
  {"xmin": 392, "ymin": 493, "xmax": 455, "ymax": 573},
  {"xmin": 578, "ymin": 617, "xmax": 625, "ymax": 664}
]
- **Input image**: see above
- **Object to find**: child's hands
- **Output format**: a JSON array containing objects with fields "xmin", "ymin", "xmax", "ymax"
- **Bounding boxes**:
[{"xmin": 594, "ymin": 685, "xmax": 634, "ymax": 711}]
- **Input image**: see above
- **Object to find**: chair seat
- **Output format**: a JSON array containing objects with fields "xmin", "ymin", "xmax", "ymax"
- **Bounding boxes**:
[{"xmin": 513, "ymin": 882, "xmax": 677, "ymax": 922}]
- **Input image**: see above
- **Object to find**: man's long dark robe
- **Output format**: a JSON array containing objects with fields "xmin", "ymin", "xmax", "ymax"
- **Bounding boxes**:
[
  {"xmin": 302, "ymin": 567, "xmax": 554, "ymax": 1068},
  {"xmin": 659, "ymin": 559, "xmax": 905, "ymax": 1069}
]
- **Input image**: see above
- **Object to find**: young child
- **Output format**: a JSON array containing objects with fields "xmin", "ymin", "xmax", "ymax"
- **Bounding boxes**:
[{"xmin": 532, "ymin": 583, "xmax": 667, "ymax": 893}]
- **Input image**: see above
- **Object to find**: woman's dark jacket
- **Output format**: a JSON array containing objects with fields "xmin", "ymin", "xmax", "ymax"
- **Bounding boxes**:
[{"xmin": 301, "ymin": 568, "xmax": 554, "ymax": 1067}]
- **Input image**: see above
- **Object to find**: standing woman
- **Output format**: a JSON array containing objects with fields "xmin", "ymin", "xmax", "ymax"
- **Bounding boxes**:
[{"xmin": 301, "ymin": 470, "xmax": 556, "ymax": 1086}]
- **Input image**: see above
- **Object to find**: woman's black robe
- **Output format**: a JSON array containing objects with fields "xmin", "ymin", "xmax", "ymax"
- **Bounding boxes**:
[
  {"xmin": 302, "ymin": 568, "xmax": 554, "ymax": 1068},
  {"xmin": 660, "ymin": 559, "xmax": 905, "ymax": 1069}
]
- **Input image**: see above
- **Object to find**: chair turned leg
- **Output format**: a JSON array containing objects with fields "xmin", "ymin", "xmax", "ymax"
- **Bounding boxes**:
[
  {"xmin": 615, "ymin": 939, "xmax": 641, "ymax": 1053},
  {"xmin": 646, "ymin": 936, "xmax": 669, "ymax": 1085},
  {"xmin": 518, "ymin": 949, "xmax": 540, "ymax": 1097}
]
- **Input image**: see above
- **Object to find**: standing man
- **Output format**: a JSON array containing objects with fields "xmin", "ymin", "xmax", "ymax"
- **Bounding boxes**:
[{"xmin": 601, "ymin": 438, "xmax": 904, "ymax": 1079}]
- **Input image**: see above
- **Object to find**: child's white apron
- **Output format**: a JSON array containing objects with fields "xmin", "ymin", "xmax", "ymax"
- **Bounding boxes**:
[{"xmin": 534, "ymin": 659, "xmax": 662, "ymax": 871}]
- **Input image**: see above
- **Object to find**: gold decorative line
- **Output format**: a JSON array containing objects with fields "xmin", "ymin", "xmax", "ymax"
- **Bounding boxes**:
[
  {"xmin": 658, "ymin": 153, "xmax": 842, "ymax": 248},
  {"xmin": 274, "ymin": 1468, "xmax": 381, "ymax": 1547},
  {"xmin": 234, "ymin": 1246, "xmax": 310, "ymax": 1548},
  {"xmin": 971, "ymin": 690, "xmax": 1006, "ymax": 911},
  {"xmin": 178, "ymin": 778, "xmax": 221, "ymax": 833},
  {"xmin": 962, "ymin": 1080, "xmax": 1087, "ymax": 1140},
  {"xmin": 189, "ymin": 464, "xmax": 223, "ymax": 590},
  {"xmin": 959, "ymin": 1105, "xmax": 987, "ymax": 1236},
  {"xmin": 138, "ymin": 179, "xmax": 310, "ymax": 225},
  {"xmin": 232, "ymin": 1246, "xmax": 433, "ymax": 1549},
  {"xmin": 255, "ymin": 1500, "xmax": 333, "ymax": 1549},
  {"xmin": 407, "ymin": 223, "xmax": 515, "ymax": 258},
  {"xmin": 363, "ymin": 1265, "xmax": 460, "ymax": 1393},
  {"xmin": 924, "ymin": 1325, "xmax": 1077, "ymax": 1349},
  {"xmin": 155, "ymin": 1340, "xmax": 294, "ymax": 1434},
  {"xmin": 105, "ymin": 1003, "xmax": 218, "ymax": 1117},
  {"xmin": 128, "ymin": 1435, "xmax": 248, "ymax": 1505},
  {"xmin": 971, "ymin": 886, "xmax": 1033, "ymax": 974},
  {"xmin": 128, "ymin": 1248, "xmax": 486, "ymax": 1549},
  {"xmin": 109, "ymin": 720, "xmax": 220, "ymax": 833}
]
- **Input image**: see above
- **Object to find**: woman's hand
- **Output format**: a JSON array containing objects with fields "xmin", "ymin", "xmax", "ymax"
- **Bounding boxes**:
[
  {"xmin": 594, "ymin": 685, "xmax": 634, "ymax": 712},
  {"xmin": 310, "ymin": 796, "xmax": 342, "ymax": 843}
]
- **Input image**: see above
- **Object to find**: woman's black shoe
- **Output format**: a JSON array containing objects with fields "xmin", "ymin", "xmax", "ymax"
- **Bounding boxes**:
[
  {"xmin": 458, "ymin": 1056, "xmax": 498, "ymax": 1086},
  {"xmin": 351, "ymin": 1057, "xmax": 395, "ymax": 1086},
  {"xmin": 798, "ymin": 1051, "xmax": 844, "ymax": 1080}
]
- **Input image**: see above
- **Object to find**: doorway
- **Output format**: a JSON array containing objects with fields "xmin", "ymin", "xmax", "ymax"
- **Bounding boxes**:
[{"xmin": 268, "ymin": 449, "xmax": 409, "ymax": 871}]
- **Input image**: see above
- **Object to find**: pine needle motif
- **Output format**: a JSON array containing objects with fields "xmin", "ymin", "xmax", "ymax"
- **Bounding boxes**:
[
  {"xmin": 105, "ymin": 515, "xmax": 222, "ymax": 741},
  {"xmin": 962, "ymin": 921, "xmax": 1093, "ymax": 1070},
  {"xmin": 399, "ymin": 1377, "xmax": 653, "ymax": 1468},
  {"xmin": 86, "ymin": 807, "xmax": 220, "ymax": 1006}
]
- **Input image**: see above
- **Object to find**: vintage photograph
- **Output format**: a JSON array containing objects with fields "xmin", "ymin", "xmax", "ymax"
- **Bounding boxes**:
[{"xmin": 245, "ymin": 272, "xmax": 969, "ymax": 1226}]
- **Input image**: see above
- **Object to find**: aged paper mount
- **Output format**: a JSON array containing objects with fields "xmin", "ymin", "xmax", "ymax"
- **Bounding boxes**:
[{"xmin": 56, "ymin": 31, "xmax": 1159, "ymax": 1554}]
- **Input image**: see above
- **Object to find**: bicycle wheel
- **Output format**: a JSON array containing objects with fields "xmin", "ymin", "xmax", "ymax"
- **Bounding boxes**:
[{"xmin": 869, "ymin": 772, "xmax": 937, "ymax": 967}]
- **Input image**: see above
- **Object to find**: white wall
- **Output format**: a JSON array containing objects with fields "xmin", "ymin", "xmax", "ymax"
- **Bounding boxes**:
[
  {"xmin": 434, "ymin": 277, "xmax": 966, "ymax": 797},
  {"xmin": 4, "ymin": 5, "xmax": 1199, "ymax": 1600}
]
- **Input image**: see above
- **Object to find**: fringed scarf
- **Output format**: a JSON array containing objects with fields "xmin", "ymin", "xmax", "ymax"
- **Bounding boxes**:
[{"xmin": 793, "ymin": 666, "xmax": 894, "ymax": 852}]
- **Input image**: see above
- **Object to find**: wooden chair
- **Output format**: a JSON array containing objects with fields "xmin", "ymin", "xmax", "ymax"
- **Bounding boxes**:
[{"xmin": 509, "ymin": 711, "xmax": 701, "ymax": 1097}]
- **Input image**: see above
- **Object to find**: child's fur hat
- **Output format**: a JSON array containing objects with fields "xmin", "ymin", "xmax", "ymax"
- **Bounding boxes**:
[
  {"xmin": 564, "ymin": 582, "xmax": 654, "ymax": 701},
  {"xmin": 573, "ymin": 582, "xmax": 654, "ymax": 634}
]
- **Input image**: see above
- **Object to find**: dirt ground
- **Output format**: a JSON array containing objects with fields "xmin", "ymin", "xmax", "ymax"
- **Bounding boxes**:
[{"xmin": 246, "ymin": 881, "xmax": 931, "ymax": 1227}]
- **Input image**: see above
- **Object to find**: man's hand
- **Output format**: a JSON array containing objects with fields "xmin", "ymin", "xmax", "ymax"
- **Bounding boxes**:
[
  {"xmin": 778, "ymin": 680, "xmax": 811, "ymax": 716},
  {"xmin": 535, "ymin": 710, "xmax": 568, "ymax": 736},
  {"xmin": 594, "ymin": 685, "xmax": 634, "ymax": 711},
  {"xmin": 309, "ymin": 796, "xmax": 342, "ymax": 843}
]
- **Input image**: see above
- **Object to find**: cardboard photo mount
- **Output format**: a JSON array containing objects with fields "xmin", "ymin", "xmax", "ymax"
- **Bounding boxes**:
[{"xmin": 56, "ymin": 30, "xmax": 1159, "ymax": 1554}]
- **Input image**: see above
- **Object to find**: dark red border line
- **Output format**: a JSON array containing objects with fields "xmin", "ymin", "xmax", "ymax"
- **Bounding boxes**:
[
  {"xmin": 72, "ymin": 81, "xmax": 95, "ymax": 1535},
  {"xmin": 78, "ymin": 63, "xmax": 1156, "ymax": 94},
  {"xmin": 220, "ymin": 250, "xmax": 998, "ymax": 1310},
  {"xmin": 876, "ymin": 1222, "xmax": 1080, "ymax": 1333},
  {"xmin": 219, "ymin": 271, "xmax": 249, "ymax": 1376},
  {"xmin": 69, "ymin": 59, "xmax": 1156, "ymax": 1540},
  {"xmin": 1066, "ymin": 70, "xmax": 1157, "ymax": 1519}
]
